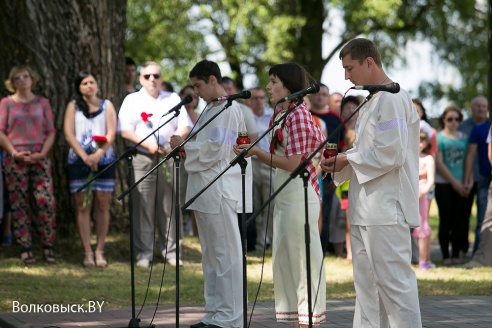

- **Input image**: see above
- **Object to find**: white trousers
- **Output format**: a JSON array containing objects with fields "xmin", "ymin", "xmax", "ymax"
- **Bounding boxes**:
[
  {"xmin": 351, "ymin": 204, "xmax": 422, "ymax": 328},
  {"xmin": 195, "ymin": 198, "xmax": 243, "ymax": 328}
]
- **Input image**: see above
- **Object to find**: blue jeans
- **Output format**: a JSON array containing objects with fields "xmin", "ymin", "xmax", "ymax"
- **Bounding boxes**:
[{"xmin": 474, "ymin": 176, "xmax": 490, "ymax": 254}]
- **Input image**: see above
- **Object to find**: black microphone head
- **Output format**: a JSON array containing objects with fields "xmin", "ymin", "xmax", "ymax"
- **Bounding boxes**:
[
  {"xmin": 241, "ymin": 90, "xmax": 252, "ymax": 99},
  {"xmin": 183, "ymin": 94, "xmax": 193, "ymax": 104},
  {"xmin": 310, "ymin": 83, "xmax": 320, "ymax": 93},
  {"xmin": 390, "ymin": 82, "xmax": 400, "ymax": 93}
]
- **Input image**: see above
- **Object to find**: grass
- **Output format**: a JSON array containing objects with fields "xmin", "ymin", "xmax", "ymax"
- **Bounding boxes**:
[{"xmin": 0, "ymin": 202, "xmax": 491, "ymax": 312}]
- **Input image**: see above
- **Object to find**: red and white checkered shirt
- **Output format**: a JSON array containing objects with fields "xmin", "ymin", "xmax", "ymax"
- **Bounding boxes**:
[{"xmin": 271, "ymin": 103, "xmax": 325, "ymax": 199}]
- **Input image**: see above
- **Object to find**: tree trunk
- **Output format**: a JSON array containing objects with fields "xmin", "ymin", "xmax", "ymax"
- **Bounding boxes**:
[
  {"xmin": 0, "ymin": 0, "xmax": 128, "ymax": 236},
  {"xmin": 295, "ymin": 0, "xmax": 326, "ymax": 82}
]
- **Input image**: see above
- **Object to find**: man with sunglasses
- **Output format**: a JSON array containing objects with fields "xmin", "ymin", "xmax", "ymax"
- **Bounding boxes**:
[{"xmin": 119, "ymin": 61, "xmax": 193, "ymax": 268}]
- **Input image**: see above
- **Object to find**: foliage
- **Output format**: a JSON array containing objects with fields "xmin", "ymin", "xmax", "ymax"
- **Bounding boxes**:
[
  {"xmin": 126, "ymin": 0, "xmax": 489, "ymax": 107},
  {"xmin": 332, "ymin": 0, "xmax": 488, "ymax": 108},
  {"xmin": 126, "ymin": 0, "xmax": 210, "ymax": 89}
]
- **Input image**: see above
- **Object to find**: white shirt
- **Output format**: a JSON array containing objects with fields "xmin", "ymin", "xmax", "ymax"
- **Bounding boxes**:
[
  {"xmin": 184, "ymin": 101, "xmax": 253, "ymax": 214},
  {"xmin": 333, "ymin": 90, "xmax": 420, "ymax": 227},
  {"xmin": 118, "ymin": 89, "xmax": 192, "ymax": 153},
  {"xmin": 254, "ymin": 106, "xmax": 274, "ymax": 153}
]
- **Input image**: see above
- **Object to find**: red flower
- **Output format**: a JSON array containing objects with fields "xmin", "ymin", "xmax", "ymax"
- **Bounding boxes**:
[
  {"xmin": 92, "ymin": 135, "xmax": 108, "ymax": 143},
  {"xmin": 92, "ymin": 135, "xmax": 108, "ymax": 150},
  {"xmin": 141, "ymin": 112, "xmax": 153, "ymax": 123}
]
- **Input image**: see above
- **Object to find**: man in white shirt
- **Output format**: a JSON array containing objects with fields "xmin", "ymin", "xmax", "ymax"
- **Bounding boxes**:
[
  {"xmin": 321, "ymin": 38, "xmax": 422, "ymax": 328},
  {"xmin": 171, "ymin": 60, "xmax": 252, "ymax": 328},
  {"xmin": 119, "ymin": 61, "xmax": 192, "ymax": 268}
]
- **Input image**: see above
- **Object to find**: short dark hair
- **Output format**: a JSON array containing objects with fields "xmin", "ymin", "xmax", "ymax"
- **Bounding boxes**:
[
  {"xmin": 341, "ymin": 95, "xmax": 360, "ymax": 109},
  {"xmin": 189, "ymin": 60, "xmax": 222, "ymax": 84},
  {"xmin": 126, "ymin": 56, "xmax": 136, "ymax": 66},
  {"xmin": 161, "ymin": 81, "xmax": 174, "ymax": 92},
  {"xmin": 179, "ymin": 84, "xmax": 194, "ymax": 97},
  {"xmin": 268, "ymin": 62, "xmax": 311, "ymax": 94},
  {"xmin": 222, "ymin": 76, "xmax": 235, "ymax": 85},
  {"xmin": 339, "ymin": 38, "xmax": 382, "ymax": 67}
]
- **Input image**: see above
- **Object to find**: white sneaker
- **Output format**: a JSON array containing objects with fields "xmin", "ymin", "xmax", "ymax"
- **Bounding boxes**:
[
  {"xmin": 136, "ymin": 258, "xmax": 150, "ymax": 268},
  {"xmin": 167, "ymin": 258, "xmax": 183, "ymax": 267}
]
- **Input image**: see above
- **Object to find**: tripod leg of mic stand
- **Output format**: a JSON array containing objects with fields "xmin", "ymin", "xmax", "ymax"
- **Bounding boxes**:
[
  {"xmin": 238, "ymin": 158, "xmax": 248, "ymax": 328},
  {"xmin": 174, "ymin": 155, "xmax": 181, "ymax": 328},
  {"xmin": 125, "ymin": 154, "xmax": 155, "ymax": 328},
  {"xmin": 301, "ymin": 170, "xmax": 313, "ymax": 328},
  {"xmin": 126, "ymin": 155, "xmax": 140, "ymax": 328}
]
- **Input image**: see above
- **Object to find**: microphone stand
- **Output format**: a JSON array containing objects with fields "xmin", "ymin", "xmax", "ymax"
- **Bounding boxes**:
[
  {"xmin": 76, "ymin": 108, "xmax": 182, "ymax": 328},
  {"xmin": 181, "ymin": 98, "xmax": 303, "ymax": 328},
  {"xmin": 172, "ymin": 152, "xmax": 181, "ymax": 328},
  {"xmin": 245, "ymin": 93, "xmax": 373, "ymax": 328},
  {"xmin": 118, "ymin": 99, "xmax": 236, "ymax": 328}
]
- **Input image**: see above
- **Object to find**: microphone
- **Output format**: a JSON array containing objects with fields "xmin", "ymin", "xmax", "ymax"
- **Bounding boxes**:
[
  {"xmin": 278, "ymin": 83, "xmax": 320, "ymax": 103},
  {"xmin": 162, "ymin": 95, "xmax": 193, "ymax": 116},
  {"xmin": 351, "ymin": 82, "xmax": 400, "ymax": 94},
  {"xmin": 212, "ymin": 90, "xmax": 252, "ymax": 102}
]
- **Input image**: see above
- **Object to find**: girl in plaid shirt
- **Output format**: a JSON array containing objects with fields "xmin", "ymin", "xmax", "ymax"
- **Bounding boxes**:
[{"xmin": 235, "ymin": 62, "xmax": 326, "ymax": 327}]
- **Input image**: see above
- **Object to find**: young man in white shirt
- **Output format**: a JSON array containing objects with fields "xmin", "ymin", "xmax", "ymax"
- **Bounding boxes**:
[{"xmin": 321, "ymin": 38, "xmax": 422, "ymax": 328}]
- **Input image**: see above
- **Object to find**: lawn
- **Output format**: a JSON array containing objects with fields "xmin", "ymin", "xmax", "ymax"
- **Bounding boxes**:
[{"xmin": 0, "ymin": 203, "xmax": 491, "ymax": 312}]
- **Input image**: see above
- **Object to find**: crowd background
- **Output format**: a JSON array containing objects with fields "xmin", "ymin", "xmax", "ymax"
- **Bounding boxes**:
[
  {"xmin": 0, "ymin": 56, "xmax": 490, "ymax": 270},
  {"xmin": 0, "ymin": 0, "xmax": 490, "ymax": 241}
]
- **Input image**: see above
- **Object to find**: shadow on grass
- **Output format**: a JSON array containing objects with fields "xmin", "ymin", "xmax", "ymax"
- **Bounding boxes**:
[{"xmin": 0, "ymin": 231, "xmax": 203, "ymax": 265}]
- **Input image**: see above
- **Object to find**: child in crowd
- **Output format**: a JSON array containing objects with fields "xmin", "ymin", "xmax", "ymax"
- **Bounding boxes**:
[{"xmin": 414, "ymin": 130, "xmax": 436, "ymax": 269}]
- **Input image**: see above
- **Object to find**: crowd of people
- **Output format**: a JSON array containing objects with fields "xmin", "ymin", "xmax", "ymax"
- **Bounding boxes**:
[{"xmin": 0, "ymin": 37, "xmax": 491, "ymax": 328}]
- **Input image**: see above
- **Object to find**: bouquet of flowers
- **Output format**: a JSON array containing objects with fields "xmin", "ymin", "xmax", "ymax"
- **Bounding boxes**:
[{"xmin": 83, "ymin": 135, "xmax": 108, "ymax": 208}]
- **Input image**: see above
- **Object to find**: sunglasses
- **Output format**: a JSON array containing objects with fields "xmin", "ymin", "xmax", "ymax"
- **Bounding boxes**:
[
  {"xmin": 445, "ymin": 117, "xmax": 461, "ymax": 123},
  {"xmin": 143, "ymin": 74, "xmax": 161, "ymax": 80}
]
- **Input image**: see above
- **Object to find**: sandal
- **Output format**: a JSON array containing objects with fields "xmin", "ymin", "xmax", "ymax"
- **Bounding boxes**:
[
  {"xmin": 42, "ymin": 247, "xmax": 56, "ymax": 264},
  {"xmin": 84, "ymin": 252, "xmax": 95, "ymax": 267},
  {"xmin": 21, "ymin": 248, "xmax": 36, "ymax": 265},
  {"xmin": 95, "ymin": 251, "xmax": 107, "ymax": 268}
]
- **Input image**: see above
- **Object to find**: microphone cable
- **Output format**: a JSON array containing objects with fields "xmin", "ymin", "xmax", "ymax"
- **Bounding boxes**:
[
  {"xmin": 134, "ymin": 113, "xmax": 167, "ymax": 321},
  {"xmin": 318, "ymin": 87, "xmax": 352, "ymax": 257},
  {"xmin": 139, "ymin": 98, "xmax": 219, "ymax": 324},
  {"xmin": 315, "ymin": 87, "xmax": 361, "ymax": 309},
  {"xmin": 149, "ymin": 156, "xmax": 175, "ymax": 326},
  {"xmin": 247, "ymin": 98, "xmax": 314, "ymax": 327},
  {"xmin": 135, "ymin": 106, "xmax": 182, "ymax": 325},
  {"xmin": 247, "ymin": 100, "xmax": 278, "ymax": 328}
]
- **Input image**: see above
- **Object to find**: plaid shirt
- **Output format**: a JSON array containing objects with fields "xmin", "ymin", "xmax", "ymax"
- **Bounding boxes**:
[{"xmin": 271, "ymin": 103, "xmax": 325, "ymax": 199}]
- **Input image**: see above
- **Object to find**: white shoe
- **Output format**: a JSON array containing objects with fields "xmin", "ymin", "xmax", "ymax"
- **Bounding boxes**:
[
  {"xmin": 167, "ymin": 258, "xmax": 183, "ymax": 267},
  {"xmin": 136, "ymin": 258, "xmax": 150, "ymax": 268}
]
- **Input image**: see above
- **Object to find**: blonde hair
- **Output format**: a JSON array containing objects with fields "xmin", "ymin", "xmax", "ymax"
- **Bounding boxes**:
[{"xmin": 4, "ymin": 65, "xmax": 37, "ymax": 93}]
